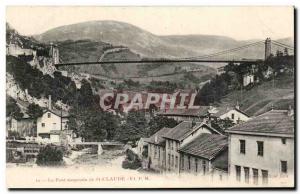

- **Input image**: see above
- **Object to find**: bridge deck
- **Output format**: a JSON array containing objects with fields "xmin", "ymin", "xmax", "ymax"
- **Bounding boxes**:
[
  {"xmin": 70, "ymin": 142, "xmax": 124, "ymax": 146},
  {"xmin": 55, "ymin": 59, "xmax": 263, "ymax": 67}
]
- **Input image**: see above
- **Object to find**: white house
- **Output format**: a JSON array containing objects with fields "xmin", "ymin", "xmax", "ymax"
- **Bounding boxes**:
[
  {"xmin": 226, "ymin": 109, "xmax": 294, "ymax": 186},
  {"xmin": 209, "ymin": 106, "xmax": 250, "ymax": 124},
  {"xmin": 36, "ymin": 109, "xmax": 70, "ymax": 144}
]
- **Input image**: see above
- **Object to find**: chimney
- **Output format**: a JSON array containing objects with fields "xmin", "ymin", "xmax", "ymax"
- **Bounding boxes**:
[
  {"xmin": 288, "ymin": 105, "xmax": 294, "ymax": 117},
  {"xmin": 48, "ymin": 95, "xmax": 52, "ymax": 110}
]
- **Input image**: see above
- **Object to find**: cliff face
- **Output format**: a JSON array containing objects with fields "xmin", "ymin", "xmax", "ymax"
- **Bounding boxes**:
[{"xmin": 6, "ymin": 25, "xmax": 70, "ymax": 112}]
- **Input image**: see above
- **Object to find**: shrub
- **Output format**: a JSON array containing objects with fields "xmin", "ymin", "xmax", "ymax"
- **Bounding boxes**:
[{"xmin": 36, "ymin": 145, "xmax": 64, "ymax": 166}]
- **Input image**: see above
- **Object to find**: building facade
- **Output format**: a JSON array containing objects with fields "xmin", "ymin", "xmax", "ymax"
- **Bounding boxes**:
[
  {"xmin": 163, "ymin": 121, "xmax": 224, "ymax": 173},
  {"xmin": 145, "ymin": 127, "xmax": 172, "ymax": 172},
  {"xmin": 178, "ymin": 134, "xmax": 228, "ymax": 180},
  {"xmin": 226, "ymin": 110, "xmax": 294, "ymax": 186},
  {"xmin": 7, "ymin": 116, "xmax": 36, "ymax": 138},
  {"xmin": 209, "ymin": 106, "xmax": 250, "ymax": 124},
  {"xmin": 36, "ymin": 109, "xmax": 70, "ymax": 143}
]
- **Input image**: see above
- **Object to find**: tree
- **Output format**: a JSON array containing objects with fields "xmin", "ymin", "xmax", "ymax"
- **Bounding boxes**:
[
  {"xmin": 6, "ymin": 97, "xmax": 23, "ymax": 120},
  {"xmin": 26, "ymin": 103, "xmax": 43, "ymax": 119},
  {"xmin": 211, "ymin": 118, "xmax": 234, "ymax": 132},
  {"xmin": 68, "ymin": 106, "xmax": 120, "ymax": 142},
  {"xmin": 148, "ymin": 116, "xmax": 178, "ymax": 136},
  {"xmin": 36, "ymin": 145, "xmax": 64, "ymax": 166},
  {"xmin": 115, "ymin": 111, "xmax": 148, "ymax": 142}
]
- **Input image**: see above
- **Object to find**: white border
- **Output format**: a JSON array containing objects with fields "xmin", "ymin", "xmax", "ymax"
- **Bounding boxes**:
[{"xmin": 1, "ymin": 1, "xmax": 299, "ymax": 193}]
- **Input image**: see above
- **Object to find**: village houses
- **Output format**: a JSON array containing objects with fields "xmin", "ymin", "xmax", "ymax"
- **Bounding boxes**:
[
  {"xmin": 178, "ymin": 133, "xmax": 228, "ymax": 180},
  {"xmin": 145, "ymin": 127, "xmax": 173, "ymax": 172},
  {"xmin": 226, "ymin": 109, "xmax": 294, "ymax": 185},
  {"xmin": 157, "ymin": 105, "xmax": 250, "ymax": 124},
  {"xmin": 208, "ymin": 106, "xmax": 250, "ymax": 124},
  {"xmin": 163, "ymin": 121, "xmax": 224, "ymax": 173}
]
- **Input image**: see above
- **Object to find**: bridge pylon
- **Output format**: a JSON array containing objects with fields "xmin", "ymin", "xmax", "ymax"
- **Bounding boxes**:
[{"xmin": 265, "ymin": 38, "xmax": 272, "ymax": 60}]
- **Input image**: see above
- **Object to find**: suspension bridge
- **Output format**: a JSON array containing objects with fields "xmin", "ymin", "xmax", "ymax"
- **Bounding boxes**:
[{"xmin": 54, "ymin": 38, "xmax": 294, "ymax": 67}]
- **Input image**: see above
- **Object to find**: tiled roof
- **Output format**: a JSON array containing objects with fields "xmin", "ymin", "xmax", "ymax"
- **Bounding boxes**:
[
  {"xmin": 178, "ymin": 133, "xmax": 228, "ymax": 160},
  {"xmin": 162, "ymin": 121, "xmax": 194, "ymax": 141},
  {"xmin": 226, "ymin": 110, "xmax": 294, "ymax": 135},
  {"xmin": 157, "ymin": 106, "xmax": 210, "ymax": 117},
  {"xmin": 44, "ymin": 108, "xmax": 69, "ymax": 118},
  {"xmin": 145, "ymin": 127, "xmax": 173, "ymax": 146}
]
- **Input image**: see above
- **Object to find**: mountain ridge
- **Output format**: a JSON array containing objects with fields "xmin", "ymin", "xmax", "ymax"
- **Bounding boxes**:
[{"xmin": 34, "ymin": 20, "xmax": 294, "ymax": 59}]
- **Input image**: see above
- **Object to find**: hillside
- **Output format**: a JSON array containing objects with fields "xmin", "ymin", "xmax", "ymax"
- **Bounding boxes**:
[
  {"xmin": 218, "ymin": 74, "xmax": 294, "ymax": 116},
  {"xmin": 57, "ymin": 39, "xmax": 216, "ymax": 83},
  {"xmin": 35, "ymin": 20, "xmax": 294, "ymax": 60}
]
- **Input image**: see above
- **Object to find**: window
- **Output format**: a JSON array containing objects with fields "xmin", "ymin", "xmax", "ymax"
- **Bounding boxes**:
[
  {"xmin": 175, "ymin": 156, "xmax": 178, "ymax": 168},
  {"xmin": 281, "ymin": 138, "xmax": 286, "ymax": 144},
  {"xmin": 240, "ymin": 140, "xmax": 246, "ymax": 154},
  {"xmin": 195, "ymin": 158, "xmax": 198, "ymax": 173},
  {"xmin": 257, "ymin": 141, "xmax": 264, "ymax": 156},
  {"xmin": 181, "ymin": 154, "xmax": 184, "ymax": 169},
  {"xmin": 168, "ymin": 154, "xmax": 170, "ymax": 166},
  {"xmin": 158, "ymin": 147, "xmax": 160, "ymax": 160},
  {"xmin": 154, "ymin": 146, "xmax": 157, "ymax": 158},
  {"xmin": 281, "ymin": 161, "xmax": 287, "ymax": 174},
  {"xmin": 262, "ymin": 170, "xmax": 268, "ymax": 185},
  {"xmin": 47, "ymin": 113, "xmax": 51, "ymax": 118},
  {"xmin": 202, "ymin": 160, "xmax": 207, "ymax": 175},
  {"xmin": 231, "ymin": 113, "xmax": 235, "ymax": 119},
  {"xmin": 253, "ymin": 168, "xmax": 259, "ymax": 185},
  {"xmin": 244, "ymin": 167, "xmax": 250, "ymax": 184},
  {"xmin": 171, "ymin": 155, "xmax": 174, "ymax": 167},
  {"xmin": 188, "ymin": 156, "xmax": 191, "ymax": 170},
  {"xmin": 168, "ymin": 140, "xmax": 171, "ymax": 150},
  {"xmin": 41, "ymin": 123, "xmax": 45, "ymax": 127},
  {"xmin": 235, "ymin": 165, "xmax": 241, "ymax": 182},
  {"xmin": 171, "ymin": 141, "xmax": 174, "ymax": 150}
]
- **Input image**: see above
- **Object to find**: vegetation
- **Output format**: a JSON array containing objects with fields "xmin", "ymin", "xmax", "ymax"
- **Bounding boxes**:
[
  {"xmin": 36, "ymin": 145, "xmax": 64, "ymax": 166},
  {"xmin": 122, "ymin": 149, "xmax": 141, "ymax": 170},
  {"xmin": 115, "ymin": 111, "xmax": 148, "ymax": 142},
  {"xmin": 148, "ymin": 116, "xmax": 178, "ymax": 136},
  {"xmin": 146, "ymin": 81, "xmax": 183, "ymax": 93},
  {"xmin": 26, "ymin": 103, "xmax": 43, "ymax": 119},
  {"xmin": 6, "ymin": 97, "xmax": 23, "ymax": 120},
  {"xmin": 195, "ymin": 55, "xmax": 294, "ymax": 106},
  {"xmin": 211, "ymin": 118, "xmax": 234, "ymax": 132}
]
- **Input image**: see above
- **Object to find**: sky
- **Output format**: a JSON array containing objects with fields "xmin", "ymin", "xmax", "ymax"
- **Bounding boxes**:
[{"xmin": 6, "ymin": 6, "xmax": 294, "ymax": 40}]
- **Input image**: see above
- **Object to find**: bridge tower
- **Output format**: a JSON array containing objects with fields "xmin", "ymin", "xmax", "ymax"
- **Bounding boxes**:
[
  {"xmin": 49, "ymin": 42, "xmax": 60, "ymax": 65},
  {"xmin": 265, "ymin": 38, "xmax": 271, "ymax": 60}
]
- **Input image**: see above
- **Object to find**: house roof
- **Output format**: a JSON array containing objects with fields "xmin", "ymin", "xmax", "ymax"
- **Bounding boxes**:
[
  {"xmin": 163, "ymin": 121, "xmax": 223, "ymax": 142},
  {"xmin": 157, "ymin": 106, "xmax": 210, "ymax": 117},
  {"xmin": 178, "ymin": 133, "xmax": 228, "ymax": 160},
  {"xmin": 43, "ymin": 108, "xmax": 69, "ymax": 118},
  {"xmin": 226, "ymin": 110, "xmax": 294, "ymax": 136},
  {"xmin": 211, "ymin": 107, "xmax": 250, "ymax": 118},
  {"xmin": 145, "ymin": 127, "xmax": 173, "ymax": 146},
  {"xmin": 162, "ymin": 121, "xmax": 194, "ymax": 141}
]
